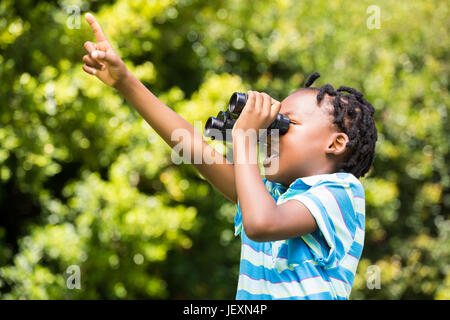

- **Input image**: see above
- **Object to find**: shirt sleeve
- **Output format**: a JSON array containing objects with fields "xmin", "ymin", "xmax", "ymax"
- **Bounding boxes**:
[
  {"xmin": 234, "ymin": 199, "xmax": 242, "ymax": 237},
  {"xmin": 276, "ymin": 179, "xmax": 359, "ymax": 269}
]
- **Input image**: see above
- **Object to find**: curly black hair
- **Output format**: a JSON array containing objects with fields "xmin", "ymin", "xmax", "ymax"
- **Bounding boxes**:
[{"xmin": 301, "ymin": 72, "xmax": 378, "ymax": 178}]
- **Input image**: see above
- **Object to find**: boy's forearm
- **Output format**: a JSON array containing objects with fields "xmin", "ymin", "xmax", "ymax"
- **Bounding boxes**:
[
  {"xmin": 113, "ymin": 71, "xmax": 229, "ymax": 163},
  {"xmin": 114, "ymin": 71, "xmax": 238, "ymax": 203},
  {"xmin": 114, "ymin": 71, "xmax": 191, "ymax": 149},
  {"xmin": 81, "ymin": 12, "xmax": 237, "ymax": 202},
  {"xmin": 233, "ymin": 134, "xmax": 277, "ymax": 237}
]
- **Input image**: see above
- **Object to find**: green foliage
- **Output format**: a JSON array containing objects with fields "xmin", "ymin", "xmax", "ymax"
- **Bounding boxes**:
[{"xmin": 0, "ymin": 0, "xmax": 448, "ymax": 299}]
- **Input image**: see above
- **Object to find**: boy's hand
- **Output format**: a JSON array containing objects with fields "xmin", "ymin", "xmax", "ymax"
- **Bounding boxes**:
[
  {"xmin": 232, "ymin": 91, "xmax": 281, "ymax": 137},
  {"xmin": 82, "ymin": 13, "xmax": 129, "ymax": 88}
]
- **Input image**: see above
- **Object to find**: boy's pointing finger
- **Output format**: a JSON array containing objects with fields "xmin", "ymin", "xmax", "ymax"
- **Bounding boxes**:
[{"xmin": 85, "ymin": 13, "xmax": 107, "ymax": 42}]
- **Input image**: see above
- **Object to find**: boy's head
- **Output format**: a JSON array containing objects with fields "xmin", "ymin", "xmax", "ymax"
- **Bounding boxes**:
[{"xmin": 263, "ymin": 72, "xmax": 378, "ymax": 186}]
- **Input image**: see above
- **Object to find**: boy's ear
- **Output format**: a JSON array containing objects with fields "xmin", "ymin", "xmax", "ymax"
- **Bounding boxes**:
[{"xmin": 325, "ymin": 132, "xmax": 349, "ymax": 156}]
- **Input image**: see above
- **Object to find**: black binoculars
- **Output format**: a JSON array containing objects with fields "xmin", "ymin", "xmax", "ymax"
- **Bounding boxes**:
[{"xmin": 204, "ymin": 92, "xmax": 291, "ymax": 142}]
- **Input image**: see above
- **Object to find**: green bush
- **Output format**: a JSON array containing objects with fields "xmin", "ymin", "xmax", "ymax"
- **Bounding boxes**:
[{"xmin": 0, "ymin": 0, "xmax": 448, "ymax": 299}]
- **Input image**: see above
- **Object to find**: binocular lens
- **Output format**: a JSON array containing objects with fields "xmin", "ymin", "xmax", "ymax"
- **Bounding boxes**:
[
  {"xmin": 204, "ymin": 91, "xmax": 290, "ymax": 141},
  {"xmin": 204, "ymin": 117, "xmax": 224, "ymax": 137},
  {"xmin": 228, "ymin": 92, "xmax": 248, "ymax": 114},
  {"xmin": 204, "ymin": 111, "xmax": 235, "ymax": 141}
]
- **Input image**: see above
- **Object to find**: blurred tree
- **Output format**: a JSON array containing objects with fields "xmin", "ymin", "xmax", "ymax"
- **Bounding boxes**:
[{"xmin": 0, "ymin": 0, "xmax": 448, "ymax": 299}]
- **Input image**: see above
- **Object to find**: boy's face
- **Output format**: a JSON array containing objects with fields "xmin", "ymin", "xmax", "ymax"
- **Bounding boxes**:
[{"xmin": 263, "ymin": 89, "xmax": 341, "ymax": 186}]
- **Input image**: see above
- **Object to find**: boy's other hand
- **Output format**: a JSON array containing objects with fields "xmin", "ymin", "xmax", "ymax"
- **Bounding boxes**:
[
  {"xmin": 82, "ymin": 13, "xmax": 129, "ymax": 88},
  {"xmin": 232, "ymin": 91, "xmax": 281, "ymax": 137}
]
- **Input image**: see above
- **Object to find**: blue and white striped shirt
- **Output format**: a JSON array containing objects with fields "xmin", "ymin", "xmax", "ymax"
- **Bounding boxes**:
[{"xmin": 234, "ymin": 172, "xmax": 365, "ymax": 300}]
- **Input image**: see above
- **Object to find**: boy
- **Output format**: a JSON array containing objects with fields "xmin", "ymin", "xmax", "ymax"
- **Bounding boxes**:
[{"xmin": 81, "ymin": 13, "xmax": 377, "ymax": 299}]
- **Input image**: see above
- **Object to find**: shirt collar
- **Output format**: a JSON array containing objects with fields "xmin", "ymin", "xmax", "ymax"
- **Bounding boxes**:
[{"xmin": 268, "ymin": 172, "xmax": 358, "ymax": 190}]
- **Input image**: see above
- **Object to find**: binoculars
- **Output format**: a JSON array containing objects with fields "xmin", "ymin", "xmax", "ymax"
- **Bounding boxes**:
[{"xmin": 204, "ymin": 92, "xmax": 291, "ymax": 142}]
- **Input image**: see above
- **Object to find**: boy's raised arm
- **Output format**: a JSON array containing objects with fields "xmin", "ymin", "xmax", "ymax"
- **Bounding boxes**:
[{"xmin": 81, "ymin": 13, "xmax": 237, "ymax": 203}]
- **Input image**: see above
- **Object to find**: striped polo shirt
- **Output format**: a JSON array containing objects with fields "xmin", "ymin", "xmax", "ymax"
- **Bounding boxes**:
[{"xmin": 234, "ymin": 172, "xmax": 365, "ymax": 300}]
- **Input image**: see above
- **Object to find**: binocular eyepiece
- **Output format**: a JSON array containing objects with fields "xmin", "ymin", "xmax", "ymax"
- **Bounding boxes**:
[{"xmin": 204, "ymin": 92, "xmax": 290, "ymax": 141}]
